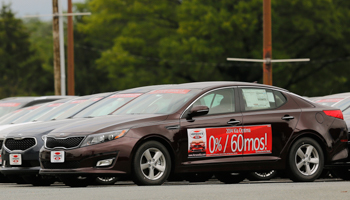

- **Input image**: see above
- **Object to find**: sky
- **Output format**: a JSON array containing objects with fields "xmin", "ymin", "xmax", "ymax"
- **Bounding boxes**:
[{"xmin": 1, "ymin": 0, "xmax": 85, "ymax": 20}]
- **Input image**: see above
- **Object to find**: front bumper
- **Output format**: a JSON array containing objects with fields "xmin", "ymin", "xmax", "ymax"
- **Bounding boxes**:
[{"xmin": 39, "ymin": 136, "xmax": 138, "ymax": 176}]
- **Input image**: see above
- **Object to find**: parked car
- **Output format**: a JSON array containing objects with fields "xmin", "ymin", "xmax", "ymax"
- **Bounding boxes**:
[
  {"xmin": 38, "ymin": 82, "xmax": 348, "ymax": 187},
  {"xmin": 312, "ymin": 92, "xmax": 350, "ymax": 111},
  {"xmin": 0, "ymin": 85, "xmax": 167, "ymax": 186},
  {"xmin": 0, "ymin": 96, "xmax": 68, "ymax": 117}
]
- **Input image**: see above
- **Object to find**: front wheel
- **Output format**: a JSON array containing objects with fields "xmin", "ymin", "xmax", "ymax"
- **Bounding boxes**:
[
  {"xmin": 132, "ymin": 141, "xmax": 171, "ymax": 186},
  {"xmin": 288, "ymin": 137, "xmax": 324, "ymax": 182}
]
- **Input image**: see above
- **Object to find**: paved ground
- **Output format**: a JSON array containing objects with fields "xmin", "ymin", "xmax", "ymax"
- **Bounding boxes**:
[{"xmin": 1, "ymin": 178, "xmax": 350, "ymax": 200}]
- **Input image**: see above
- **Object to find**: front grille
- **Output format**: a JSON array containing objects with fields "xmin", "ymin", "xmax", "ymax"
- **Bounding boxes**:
[
  {"xmin": 41, "ymin": 161, "xmax": 80, "ymax": 169},
  {"xmin": 46, "ymin": 137, "xmax": 85, "ymax": 149},
  {"xmin": 0, "ymin": 139, "xmax": 3, "ymax": 150},
  {"xmin": 4, "ymin": 138, "xmax": 36, "ymax": 151}
]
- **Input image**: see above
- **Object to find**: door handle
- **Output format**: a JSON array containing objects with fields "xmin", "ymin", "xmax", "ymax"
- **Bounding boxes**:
[
  {"xmin": 227, "ymin": 120, "xmax": 241, "ymax": 125},
  {"xmin": 282, "ymin": 115, "xmax": 294, "ymax": 120}
]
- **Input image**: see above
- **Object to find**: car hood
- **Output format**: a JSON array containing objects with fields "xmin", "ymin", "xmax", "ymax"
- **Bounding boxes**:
[
  {"xmin": 5, "ymin": 118, "xmax": 86, "ymax": 138},
  {"xmin": 0, "ymin": 122, "xmax": 36, "ymax": 139},
  {"xmin": 48, "ymin": 114, "xmax": 169, "ymax": 137}
]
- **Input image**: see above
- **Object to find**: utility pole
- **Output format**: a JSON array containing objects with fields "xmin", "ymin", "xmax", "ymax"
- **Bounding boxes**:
[
  {"xmin": 227, "ymin": 0, "xmax": 310, "ymax": 85},
  {"xmin": 67, "ymin": 0, "xmax": 75, "ymax": 95},
  {"xmin": 25, "ymin": 2, "xmax": 90, "ymax": 96},
  {"xmin": 263, "ymin": 0, "xmax": 272, "ymax": 85},
  {"xmin": 52, "ymin": 0, "xmax": 61, "ymax": 95}
]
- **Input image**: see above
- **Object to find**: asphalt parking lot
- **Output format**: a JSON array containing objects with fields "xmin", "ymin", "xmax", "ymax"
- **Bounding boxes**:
[{"xmin": 1, "ymin": 178, "xmax": 350, "ymax": 200}]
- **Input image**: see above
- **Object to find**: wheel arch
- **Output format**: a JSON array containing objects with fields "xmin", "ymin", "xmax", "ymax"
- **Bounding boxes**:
[
  {"xmin": 129, "ymin": 134, "xmax": 176, "ymax": 176},
  {"xmin": 287, "ymin": 130, "xmax": 329, "ymax": 163}
]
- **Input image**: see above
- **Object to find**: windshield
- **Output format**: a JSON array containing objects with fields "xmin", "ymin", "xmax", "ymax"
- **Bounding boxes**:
[
  {"xmin": 73, "ymin": 93, "xmax": 143, "ymax": 118},
  {"xmin": 0, "ymin": 102, "xmax": 22, "ymax": 117},
  {"xmin": 0, "ymin": 105, "xmax": 40, "ymax": 125},
  {"xmin": 54, "ymin": 95, "xmax": 108, "ymax": 120},
  {"xmin": 113, "ymin": 89, "xmax": 200, "ymax": 115},
  {"xmin": 12, "ymin": 102, "xmax": 64, "ymax": 124}
]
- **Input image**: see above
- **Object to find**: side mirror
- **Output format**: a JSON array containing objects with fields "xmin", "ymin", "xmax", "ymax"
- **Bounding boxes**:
[{"xmin": 188, "ymin": 105, "xmax": 209, "ymax": 118}]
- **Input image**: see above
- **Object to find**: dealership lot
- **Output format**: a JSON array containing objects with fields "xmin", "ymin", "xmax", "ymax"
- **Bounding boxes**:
[{"xmin": 1, "ymin": 178, "xmax": 349, "ymax": 200}]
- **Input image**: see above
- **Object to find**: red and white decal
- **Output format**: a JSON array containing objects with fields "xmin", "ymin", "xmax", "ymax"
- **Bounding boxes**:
[
  {"xmin": 10, "ymin": 154, "xmax": 22, "ymax": 165},
  {"xmin": 71, "ymin": 100, "xmax": 87, "ymax": 104},
  {"xmin": 0, "ymin": 153, "xmax": 2, "ymax": 165},
  {"xmin": 149, "ymin": 89, "xmax": 191, "ymax": 94},
  {"xmin": 25, "ymin": 106, "xmax": 40, "ymax": 110},
  {"xmin": 109, "ymin": 93, "xmax": 142, "ymax": 98},
  {"xmin": 315, "ymin": 98, "xmax": 343, "ymax": 103},
  {"xmin": 47, "ymin": 103, "xmax": 63, "ymax": 107},
  {"xmin": 51, "ymin": 151, "xmax": 65, "ymax": 163},
  {"xmin": 0, "ymin": 103, "xmax": 21, "ymax": 107},
  {"xmin": 187, "ymin": 125, "xmax": 272, "ymax": 157}
]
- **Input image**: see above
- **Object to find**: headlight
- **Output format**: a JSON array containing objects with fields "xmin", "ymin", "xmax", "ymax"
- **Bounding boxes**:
[{"xmin": 81, "ymin": 129, "xmax": 129, "ymax": 147}]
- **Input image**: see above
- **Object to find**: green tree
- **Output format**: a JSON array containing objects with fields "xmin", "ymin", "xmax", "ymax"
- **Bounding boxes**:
[
  {"xmin": 77, "ymin": 0, "xmax": 350, "ymax": 96},
  {"xmin": 0, "ymin": 5, "xmax": 52, "ymax": 98}
]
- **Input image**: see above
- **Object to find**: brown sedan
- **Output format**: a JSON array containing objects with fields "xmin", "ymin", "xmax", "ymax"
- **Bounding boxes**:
[{"xmin": 39, "ymin": 82, "xmax": 348, "ymax": 186}]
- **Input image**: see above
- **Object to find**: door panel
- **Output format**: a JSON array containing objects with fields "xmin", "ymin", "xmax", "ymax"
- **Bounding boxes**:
[
  {"xmin": 238, "ymin": 88, "xmax": 301, "ymax": 162},
  {"xmin": 178, "ymin": 87, "xmax": 244, "ymax": 171}
]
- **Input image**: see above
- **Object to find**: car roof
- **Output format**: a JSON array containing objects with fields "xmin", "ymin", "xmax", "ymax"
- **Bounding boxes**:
[{"xmin": 151, "ymin": 81, "xmax": 288, "ymax": 92}]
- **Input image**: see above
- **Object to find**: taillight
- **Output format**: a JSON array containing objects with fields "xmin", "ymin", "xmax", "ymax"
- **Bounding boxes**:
[{"xmin": 323, "ymin": 110, "xmax": 344, "ymax": 120}]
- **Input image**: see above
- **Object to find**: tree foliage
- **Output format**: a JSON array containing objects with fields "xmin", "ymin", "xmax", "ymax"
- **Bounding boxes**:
[
  {"xmin": 0, "ymin": 5, "xmax": 51, "ymax": 98},
  {"xmin": 2, "ymin": 1, "xmax": 350, "ymax": 98}
]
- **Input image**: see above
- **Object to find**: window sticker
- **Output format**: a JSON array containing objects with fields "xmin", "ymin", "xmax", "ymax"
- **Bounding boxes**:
[
  {"xmin": 242, "ymin": 89, "xmax": 270, "ymax": 108},
  {"xmin": 315, "ymin": 98, "xmax": 343, "ymax": 103},
  {"xmin": 267, "ymin": 92, "xmax": 275, "ymax": 102},
  {"xmin": 187, "ymin": 125, "xmax": 272, "ymax": 157},
  {"xmin": 71, "ymin": 100, "xmax": 87, "ymax": 104},
  {"xmin": 47, "ymin": 103, "xmax": 63, "ymax": 107},
  {"xmin": 149, "ymin": 89, "xmax": 190, "ymax": 94},
  {"xmin": 0, "ymin": 103, "xmax": 21, "ymax": 107},
  {"xmin": 109, "ymin": 93, "xmax": 142, "ymax": 98}
]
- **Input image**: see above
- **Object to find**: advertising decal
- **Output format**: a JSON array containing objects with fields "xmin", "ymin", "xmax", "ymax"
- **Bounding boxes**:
[{"xmin": 188, "ymin": 125, "xmax": 272, "ymax": 157}]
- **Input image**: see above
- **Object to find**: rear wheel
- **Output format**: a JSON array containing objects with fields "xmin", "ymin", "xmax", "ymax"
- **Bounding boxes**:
[
  {"xmin": 22, "ymin": 174, "xmax": 56, "ymax": 186},
  {"xmin": 59, "ymin": 175, "xmax": 92, "ymax": 187},
  {"xmin": 288, "ymin": 137, "xmax": 324, "ymax": 182},
  {"xmin": 215, "ymin": 172, "xmax": 246, "ymax": 184},
  {"xmin": 132, "ymin": 141, "xmax": 171, "ymax": 186}
]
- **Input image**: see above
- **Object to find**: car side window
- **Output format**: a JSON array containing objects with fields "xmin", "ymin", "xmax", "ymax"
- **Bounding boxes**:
[
  {"xmin": 192, "ymin": 88, "xmax": 235, "ymax": 115},
  {"xmin": 241, "ymin": 88, "xmax": 286, "ymax": 111}
]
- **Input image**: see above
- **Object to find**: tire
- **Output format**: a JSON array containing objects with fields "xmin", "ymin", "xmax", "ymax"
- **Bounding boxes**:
[
  {"xmin": 287, "ymin": 137, "xmax": 324, "ymax": 182},
  {"xmin": 247, "ymin": 170, "xmax": 277, "ymax": 181},
  {"xmin": 184, "ymin": 173, "xmax": 213, "ymax": 182},
  {"xmin": 215, "ymin": 172, "xmax": 246, "ymax": 184},
  {"xmin": 22, "ymin": 174, "xmax": 56, "ymax": 186},
  {"xmin": 132, "ymin": 141, "xmax": 171, "ymax": 186},
  {"xmin": 59, "ymin": 175, "xmax": 91, "ymax": 187},
  {"xmin": 332, "ymin": 168, "xmax": 350, "ymax": 180},
  {"xmin": 92, "ymin": 176, "xmax": 119, "ymax": 185}
]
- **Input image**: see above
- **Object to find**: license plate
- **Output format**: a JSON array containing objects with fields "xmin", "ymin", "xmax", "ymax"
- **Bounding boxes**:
[
  {"xmin": 10, "ymin": 154, "xmax": 22, "ymax": 165},
  {"xmin": 0, "ymin": 153, "xmax": 2, "ymax": 165},
  {"xmin": 51, "ymin": 151, "xmax": 65, "ymax": 163}
]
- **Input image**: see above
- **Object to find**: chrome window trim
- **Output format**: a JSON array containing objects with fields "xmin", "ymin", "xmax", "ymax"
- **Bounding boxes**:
[
  {"xmin": 44, "ymin": 136, "xmax": 86, "ymax": 150},
  {"xmin": 3, "ymin": 137, "xmax": 37, "ymax": 153}
]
